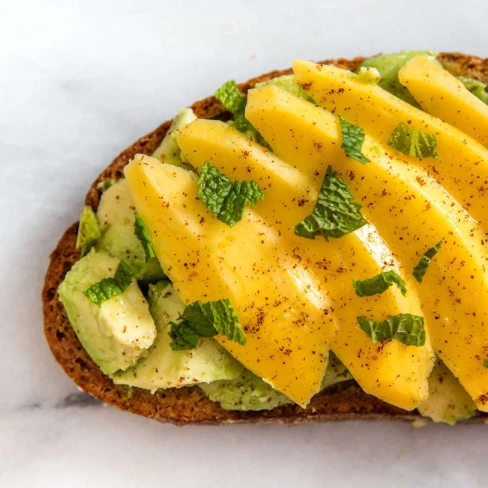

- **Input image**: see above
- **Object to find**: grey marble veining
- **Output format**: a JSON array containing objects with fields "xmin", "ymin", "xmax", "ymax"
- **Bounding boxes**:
[
  {"xmin": 2, "ymin": 0, "xmax": 488, "ymax": 486},
  {"xmin": 16, "ymin": 392, "xmax": 102, "ymax": 412}
]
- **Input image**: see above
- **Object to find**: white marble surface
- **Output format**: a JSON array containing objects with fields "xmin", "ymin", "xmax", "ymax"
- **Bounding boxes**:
[{"xmin": 2, "ymin": 0, "xmax": 488, "ymax": 486}]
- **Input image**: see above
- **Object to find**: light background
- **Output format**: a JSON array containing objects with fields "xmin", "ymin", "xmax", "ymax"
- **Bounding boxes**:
[{"xmin": 1, "ymin": 0, "xmax": 488, "ymax": 486}]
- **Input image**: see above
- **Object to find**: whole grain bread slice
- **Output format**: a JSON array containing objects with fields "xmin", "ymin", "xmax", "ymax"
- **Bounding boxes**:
[{"xmin": 43, "ymin": 53, "xmax": 488, "ymax": 425}]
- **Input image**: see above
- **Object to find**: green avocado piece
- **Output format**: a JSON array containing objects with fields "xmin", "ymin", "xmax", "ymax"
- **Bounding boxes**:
[
  {"xmin": 111, "ymin": 282, "xmax": 243, "ymax": 391},
  {"xmin": 359, "ymin": 50, "xmax": 439, "ymax": 106},
  {"xmin": 58, "ymin": 250, "xmax": 157, "ymax": 375},
  {"xmin": 255, "ymin": 74, "xmax": 315, "ymax": 103},
  {"xmin": 200, "ymin": 369, "xmax": 291, "ymax": 411},
  {"xmin": 418, "ymin": 359, "xmax": 477, "ymax": 425},
  {"xmin": 200, "ymin": 353, "xmax": 352, "ymax": 411},
  {"xmin": 152, "ymin": 108, "xmax": 197, "ymax": 167},
  {"xmin": 458, "ymin": 76, "xmax": 488, "ymax": 104},
  {"xmin": 321, "ymin": 353, "xmax": 353, "ymax": 388},
  {"xmin": 76, "ymin": 205, "xmax": 101, "ymax": 256},
  {"xmin": 95, "ymin": 179, "xmax": 165, "ymax": 282}
]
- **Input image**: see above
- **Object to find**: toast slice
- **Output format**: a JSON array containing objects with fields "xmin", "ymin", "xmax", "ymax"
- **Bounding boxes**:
[{"xmin": 42, "ymin": 53, "xmax": 488, "ymax": 425}]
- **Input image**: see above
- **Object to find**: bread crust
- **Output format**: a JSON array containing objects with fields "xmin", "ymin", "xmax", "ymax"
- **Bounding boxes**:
[{"xmin": 43, "ymin": 53, "xmax": 488, "ymax": 424}]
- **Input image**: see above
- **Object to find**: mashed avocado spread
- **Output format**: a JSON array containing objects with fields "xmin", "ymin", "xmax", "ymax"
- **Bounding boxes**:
[{"xmin": 358, "ymin": 50, "xmax": 439, "ymax": 105}]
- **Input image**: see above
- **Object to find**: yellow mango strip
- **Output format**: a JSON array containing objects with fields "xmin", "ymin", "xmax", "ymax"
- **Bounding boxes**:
[
  {"xmin": 398, "ymin": 56, "xmax": 488, "ymax": 147},
  {"xmin": 245, "ymin": 84, "xmax": 488, "ymax": 411},
  {"xmin": 124, "ymin": 155, "xmax": 333, "ymax": 406},
  {"xmin": 293, "ymin": 60, "xmax": 488, "ymax": 231},
  {"xmin": 177, "ymin": 119, "xmax": 432, "ymax": 410}
]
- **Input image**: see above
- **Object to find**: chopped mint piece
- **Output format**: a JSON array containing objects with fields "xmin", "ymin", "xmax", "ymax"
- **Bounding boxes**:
[
  {"xmin": 458, "ymin": 76, "xmax": 488, "ymax": 104},
  {"xmin": 388, "ymin": 122, "xmax": 439, "ymax": 160},
  {"xmin": 215, "ymin": 80, "xmax": 247, "ymax": 114},
  {"xmin": 169, "ymin": 320, "xmax": 212, "ymax": 350},
  {"xmin": 413, "ymin": 238, "xmax": 445, "ymax": 283},
  {"xmin": 84, "ymin": 260, "xmax": 134, "ymax": 306},
  {"xmin": 294, "ymin": 166, "xmax": 367, "ymax": 240},
  {"xmin": 357, "ymin": 313, "xmax": 426, "ymax": 347},
  {"xmin": 198, "ymin": 161, "xmax": 264, "ymax": 227},
  {"xmin": 215, "ymin": 80, "xmax": 268, "ymax": 146},
  {"xmin": 339, "ymin": 117, "xmax": 370, "ymax": 164},
  {"xmin": 483, "ymin": 359, "xmax": 488, "ymax": 368},
  {"xmin": 134, "ymin": 216, "xmax": 156, "ymax": 262},
  {"xmin": 215, "ymin": 80, "xmax": 253, "ymax": 133},
  {"xmin": 255, "ymin": 74, "xmax": 315, "ymax": 103},
  {"xmin": 169, "ymin": 298, "xmax": 246, "ymax": 351},
  {"xmin": 113, "ymin": 260, "xmax": 133, "ymax": 288},
  {"xmin": 353, "ymin": 270, "xmax": 407, "ymax": 297},
  {"xmin": 233, "ymin": 112, "xmax": 253, "ymax": 133},
  {"xmin": 76, "ymin": 205, "xmax": 101, "ymax": 256}
]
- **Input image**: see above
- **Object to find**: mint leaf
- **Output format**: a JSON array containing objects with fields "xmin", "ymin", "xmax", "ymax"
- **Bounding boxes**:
[
  {"xmin": 218, "ymin": 181, "xmax": 264, "ymax": 226},
  {"xmin": 413, "ymin": 238, "xmax": 445, "ymax": 283},
  {"xmin": 388, "ymin": 122, "xmax": 439, "ymax": 160},
  {"xmin": 233, "ymin": 112, "xmax": 254, "ymax": 133},
  {"xmin": 84, "ymin": 279, "xmax": 122, "ymax": 306},
  {"xmin": 84, "ymin": 260, "xmax": 134, "ymax": 306},
  {"xmin": 294, "ymin": 166, "xmax": 367, "ymax": 240},
  {"xmin": 339, "ymin": 117, "xmax": 370, "ymax": 164},
  {"xmin": 459, "ymin": 76, "xmax": 488, "ymax": 104},
  {"xmin": 134, "ymin": 216, "xmax": 156, "ymax": 262},
  {"xmin": 169, "ymin": 298, "xmax": 246, "ymax": 351},
  {"xmin": 357, "ymin": 313, "xmax": 426, "ymax": 347},
  {"xmin": 483, "ymin": 359, "xmax": 488, "ymax": 368},
  {"xmin": 169, "ymin": 324, "xmax": 203, "ymax": 350},
  {"xmin": 215, "ymin": 80, "xmax": 247, "ymax": 114},
  {"xmin": 198, "ymin": 162, "xmax": 233, "ymax": 216},
  {"xmin": 76, "ymin": 206, "xmax": 101, "ymax": 256},
  {"xmin": 215, "ymin": 80, "xmax": 254, "ymax": 132},
  {"xmin": 215, "ymin": 80, "xmax": 269, "ymax": 147},
  {"xmin": 353, "ymin": 270, "xmax": 407, "ymax": 297},
  {"xmin": 198, "ymin": 161, "xmax": 264, "ymax": 227},
  {"xmin": 113, "ymin": 261, "xmax": 134, "ymax": 289}
]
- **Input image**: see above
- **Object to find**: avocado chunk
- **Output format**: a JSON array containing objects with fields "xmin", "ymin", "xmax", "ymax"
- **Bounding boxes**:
[
  {"xmin": 199, "ymin": 353, "xmax": 352, "ymax": 411},
  {"xmin": 76, "ymin": 205, "xmax": 101, "ymax": 256},
  {"xmin": 58, "ymin": 250, "xmax": 157, "ymax": 375},
  {"xmin": 255, "ymin": 74, "xmax": 315, "ymax": 103},
  {"xmin": 200, "ymin": 369, "xmax": 292, "ymax": 411},
  {"xmin": 458, "ymin": 76, "xmax": 488, "ymax": 104},
  {"xmin": 418, "ymin": 359, "xmax": 477, "ymax": 425},
  {"xmin": 95, "ymin": 179, "xmax": 165, "ymax": 281},
  {"xmin": 112, "ymin": 282, "xmax": 243, "ymax": 391},
  {"xmin": 321, "ymin": 353, "xmax": 353, "ymax": 388},
  {"xmin": 359, "ymin": 50, "xmax": 438, "ymax": 105},
  {"xmin": 152, "ymin": 108, "xmax": 197, "ymax": 167}
]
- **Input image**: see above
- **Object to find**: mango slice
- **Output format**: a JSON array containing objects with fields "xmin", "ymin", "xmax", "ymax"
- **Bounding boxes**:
[
  {"xmin": 124, "ymin": 155, "xmax": 333, "ymax": 407},
  {"xmin": 293, "ymin": 60, "xmax": 488, "ymax": 232},
  {"xmin": 177, "ymin": 119, "xmax": 432, "ymax": 410},
  {"xmin": 398, "ymin": 56, "xmax": 488, "ymax": 148},
  {"xmin": 245, "ymin": 84, "xmax": 488, "ymax": 411}
]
